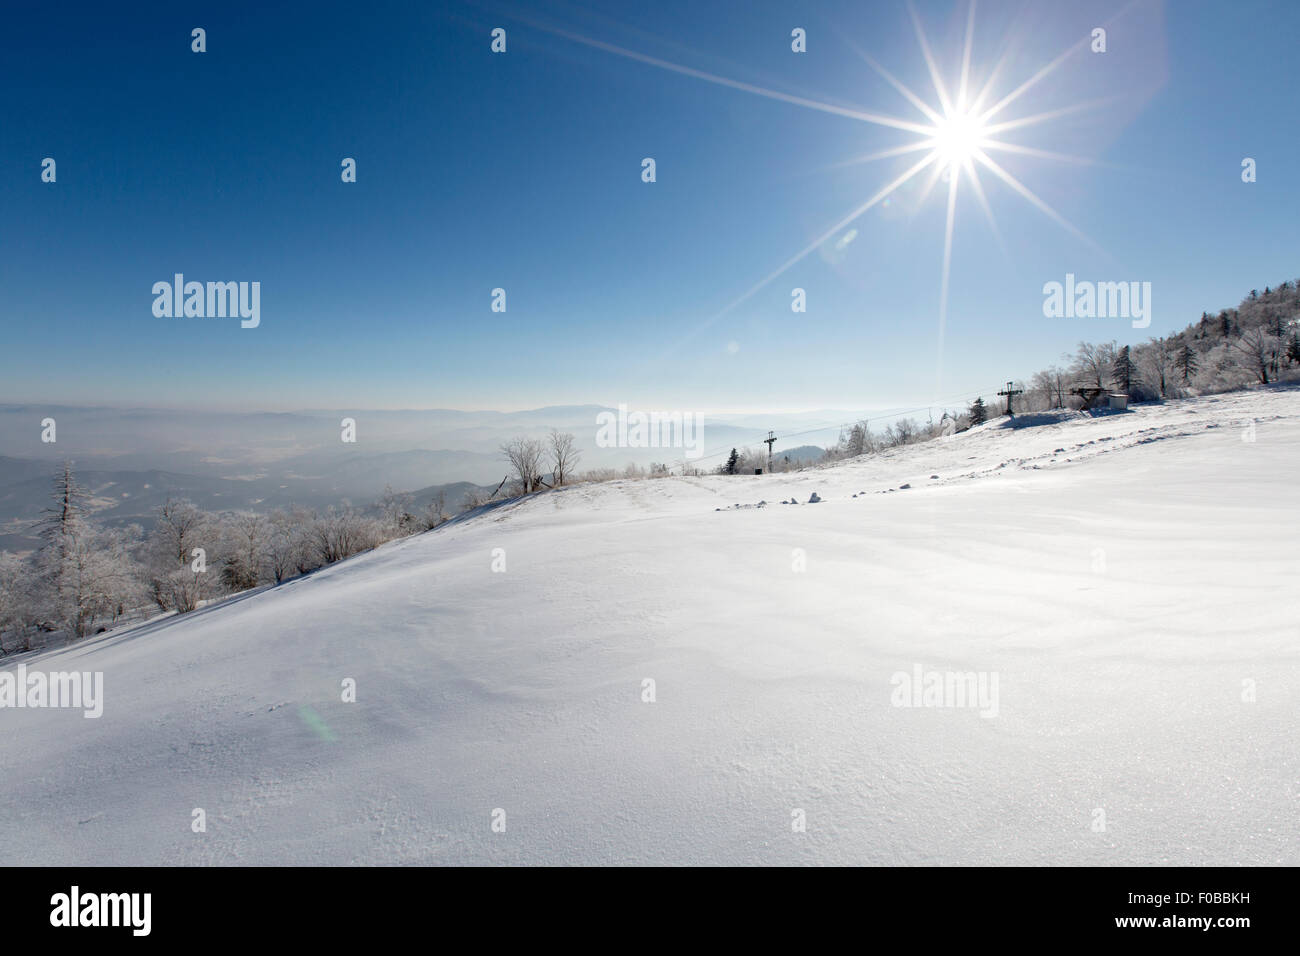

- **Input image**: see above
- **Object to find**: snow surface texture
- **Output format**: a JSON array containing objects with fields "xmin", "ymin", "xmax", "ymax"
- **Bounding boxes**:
[{"xmin": 2, "ymin": 389, "xmax": 1296, "ymax": 865}]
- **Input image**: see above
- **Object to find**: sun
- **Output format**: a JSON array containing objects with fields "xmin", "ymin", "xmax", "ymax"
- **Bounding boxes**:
[
  {"xmin": 930, "ymin": 108, "xmax": 988, "ymax": 172},
  {"xmin": 525, "ymin": 0, "xmax": 1106, "ymax": 382}
]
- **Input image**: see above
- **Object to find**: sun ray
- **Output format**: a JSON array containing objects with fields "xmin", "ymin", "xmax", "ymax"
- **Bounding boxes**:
[
  {"xmin": 971, "ymin": 148, "xmax": 1100, "ymax": 251},
  {"xmin": 977, "ymin": 34, "xmax": 1091, "ymax": 124},
  {"xmin": 960, "ymin": 155, "xmax": 1007, "ymax": 259},
  {"xmin": 907, "ymin": 1, "xmax": 954, "ymax": 116},
  {"xmin": 818, "ymin": 139, "xmax": 940, "ymax": 173},
  {"xmin": 935, "ymin": 168, "xmax": 961, "ymax": 393},
  {"xmin": 527, "ymin": 19, "xmax": 935, "ymax": 135},
  {"xmin": 979, "ymin": 0, "xmax": 1147, "ymax": 124},
  {"xmin": 969, "ymin": 42, "xmax": 1014, "ymax": 116},
  {"xmin": 981, "ymin": 139, "xmax": 1097, "ymax": 165},
  {"xmin": 956, "ymin": 0, "xmax": 977, "ymax": 110},
  {"xmin": 916, "ymin": 158, "xmax": 950, "ymax": 207},
  {"xmin": 664, "ymin": 151, "xmax": 942, "ymax": 355},
  {"xmin": 981, "ymin": 96, "xmax": 1121, "ymax": 137},
  {"xmin": 839, "ymin": 35, "xmax": 944, "ymax": 125}
]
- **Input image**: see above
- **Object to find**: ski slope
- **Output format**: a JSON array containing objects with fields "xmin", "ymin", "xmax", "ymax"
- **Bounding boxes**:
[{"xmin": 1, "ymin": 388, "xmax": 1297, "ymax": 866}]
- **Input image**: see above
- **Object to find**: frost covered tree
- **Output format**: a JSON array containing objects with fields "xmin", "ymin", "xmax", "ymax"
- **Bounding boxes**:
[
  {"xmin": 147, "ymin": 498, "xmax": 217, "ymax": 613},
  {"xmin": 501, "ymin": 436, "xmax": 545, "ymax": 493},
  {"xmin": 54, "ymin": 523, "xmax": 143, "ymax": 636},
  {"xmin": 548, "ymin": 430, "xmax": 581, "ymax": 487},
  {"xmin": 219, "ymin": 511, "xmax": 270, "ymax": 592},
  {"xmin": 1073, "ymin": 341, "xmax": 1117, "ymax": 390},
  {"xmin": 37, "ymin": 462, "xmax": 89, "ymax": 576},
  {"xmin": 288, "ymin": 506, "xmax": 322, "ymax": 574},
  {"xmin": 886, "ymin": 418, "xmax": 921, "ymax": 446},
  {"xmin": 0, "ymin": 552, "xmax": 38, "ymax": 653},
  {"xmin": 151, "ymin": 498, "xmax": 209, "ymax": 569},
  {"xmin": 968, "ymin": 397, "xmax": 988, "ymax": 426},
  {"xmin": 1032, "ymin": 366, "xmax": 1068, "ymax": 409},
  {"xmin": 377, "ymin": 485, "xmax": 415, "ymax": 537},
  {"xmin": 1229, "ymin": 328, "xmax": 1277, "ymax": 384},
  {"xmin": 1137, "ymin": 339, "xmax": 1174, "ymax": 398},
  {"xmin": 838, "ymin": 421, "xmax": 875, "ymax": 457},
  {"xmin": 265, "ymin": 507, "xmax": 314, "ymax": 583},
  {"xmin": 23, "ymin": 465, "xmax": 145, "ymax": 637},
  {"xmin": 311, "ymin": 508, "xmax": 377, "ymax": 564},
  {"xmin": 34, "ymin": 464, "xmax": 98, "ymax": 636},
  {"xmin": 1029, "ymin": 369, "xmax": 1056, "ymax": 410},
  {"xmin": 412, "ymin": 490, "xmax": 447, "ymax": 531}
]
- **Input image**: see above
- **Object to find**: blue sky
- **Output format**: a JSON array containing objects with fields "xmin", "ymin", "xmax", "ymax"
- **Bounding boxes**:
[{"xmin": 2, "ymin": 0, "xmax": 1296, "ymax": 414}]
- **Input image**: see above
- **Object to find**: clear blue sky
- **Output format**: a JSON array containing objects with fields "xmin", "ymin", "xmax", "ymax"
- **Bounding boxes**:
[{"xmin": 2, "ymin": 0, "xmax": 1296, "ymax": 414}]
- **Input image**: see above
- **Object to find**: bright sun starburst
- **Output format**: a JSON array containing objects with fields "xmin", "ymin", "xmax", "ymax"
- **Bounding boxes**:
[
  {"xmin": 930, "ymin": 108, "xmax": 988, "ymax": 172},
  {"xmin": 522, "ymin": 0, "xmax": 1114, "ymax": 389}
]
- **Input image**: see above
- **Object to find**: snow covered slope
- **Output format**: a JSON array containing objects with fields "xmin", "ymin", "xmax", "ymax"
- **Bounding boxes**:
[{"xmin": 2, "ymin": 388, "xmax": 1297, "ymax": 865}]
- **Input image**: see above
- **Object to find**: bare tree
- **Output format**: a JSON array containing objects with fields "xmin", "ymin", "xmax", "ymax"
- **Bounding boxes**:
[
  {"xmin": 1029, "ymin": 369, "xmax": 1056, "ymax": 410},
  {"xmin": 1137, "ymin": 338, "xmax": 1175, "ymax": 398},
  {"xmin": 548, "ymin": 430, "xmax": 581, "ymax": 487},
  {"xmin": 501, "ymin": 436, "xmax": 545, "ymax": 494},
  {"xmin": 891, "ymin": 418, "xmax": 920, "ymax": 445},
  {"xmin": 146, "ymin": 498, "xmax": 217, "ymax": 613},
  {"xmin": 312, "ymin": 508, "xmax": 377, "ymax": 564},
  {"xmin": 1048, "ymin": 365, "xmax": 1068, "ymax": 408},
  {"xmin": 1229, "ymin": 328, "xmax": 1278, "ymax": 384},
  {"xmin": 1072, "ymin": 341, "xmax": 1117, "ymax": 390},
  {"xmin": 1028, "ymin": 367, "xmax": 1066, "ymax": 410},
  {"xmin": 377, "ymin": 485, "xmax": 415, "ymax": 536},
  {"xmin": 265, "ymin": 509, "xmax": 300, "ymax": 584},
  {"xmin": 416, "ymin": 489, "xmax": 447, "ymax": 530},
  {"xmin": 34, "ymin": 463, "xmax": 89, "ymax": 628},
  {"xmin": 37, "ymin": 462, "xmax": 89, "ymax": 562},
  {"xmin": 220, "ymin": 511, "xmax": 269, "ymax": 592},
  {"xmin": 839, "ymin": 420, "xmax": 875, "ymax": 457},
  {"xmin": 0, "ymin": 552, "xmax": 38, "ymax": 653},
  {"xmin": 152, "ymin": 498, "xmax": 210, "ymax": 569},
  {"xmin": 290, "ymin": 506, "xmax": 321, "ymax": 574},
  {"xmin": 60, "ymin": 524, "xmax": 143, "ymax": 636}
]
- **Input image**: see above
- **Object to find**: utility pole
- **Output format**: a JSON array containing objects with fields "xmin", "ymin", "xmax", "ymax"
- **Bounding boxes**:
[
  {"xmin": 997, "ymin": 381, "xmax": 1024, "ymax": 417},
  {"xmin": 764, "ymin": 431, "xmax": 777, "ymax": 473}
]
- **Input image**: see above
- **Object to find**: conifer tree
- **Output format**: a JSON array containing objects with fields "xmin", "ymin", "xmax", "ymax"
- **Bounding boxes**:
[
  {"xmin": 1287, "ymin": 333, "xmax": 1300, "ymax": 367},
  {"xmin": 1111, "ymin": 345, "xmax": 1135, "ymax": 395}
]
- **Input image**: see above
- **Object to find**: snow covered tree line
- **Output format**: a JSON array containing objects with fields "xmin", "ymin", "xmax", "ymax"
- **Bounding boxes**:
[
  {"xmin": 733, "ymin": 277, "xmax": 1300, "ymax": 473},
  {"xmin": 817, "ymin": 413, "xmax": 961, "ymax": 465},
  {"xmin": 0, "ymin": 466, "xmax": 461, "ymax": 654},
  {"xmin": 1023, "ymin": 280, "xmax": 1300, "ymax": 409},
  {"xmin": 2, "ymin": 434, "xmax": 603, "ymax": 653}
]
